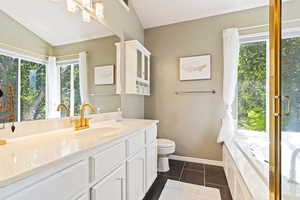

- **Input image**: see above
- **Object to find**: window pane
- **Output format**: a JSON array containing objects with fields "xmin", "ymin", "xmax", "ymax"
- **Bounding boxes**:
[
  {"xmin": 0, "ymin": 54, "xmax": 18, "ymax": 120},
  {"xmin": 74, "ymin": 64, "xmax": 81, "ymax": 116},
  {"xmin": 281, "ymin": 37, "xmax": 300, "ymax": 132},
  {"xmin": 238, "ymin": 41, "xmax": 267, "ymax": 131},
  {"xmin": 21, "ymin": 60, "xmax": 46, "ymax": 121},
  {"xmin": 60, "ymin": 65, "xmax": 71, "ymax": 116}
]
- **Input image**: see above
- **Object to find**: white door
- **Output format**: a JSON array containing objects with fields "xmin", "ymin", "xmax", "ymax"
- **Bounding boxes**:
[
  {"xmin": 127, "ymin": 150, "xmax": 146, "ymax": 200},
  {"xmin": 91, "ymin": 165, "xmax": 126, "ymax": 200},
  {"xmin": 146, "ymin": 141, "xmax": 157, "ymax": 190}
]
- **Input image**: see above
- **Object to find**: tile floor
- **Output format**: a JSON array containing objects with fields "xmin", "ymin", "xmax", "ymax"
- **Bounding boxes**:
[{"xmin": 144, "ymin": 159, "xmax": 233, "ymax": 200}]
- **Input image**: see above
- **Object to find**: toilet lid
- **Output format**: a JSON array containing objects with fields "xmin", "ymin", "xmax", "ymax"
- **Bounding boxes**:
[{"xmin": 158, "ymin": 139, "xmax": 175, "ymax": 148}]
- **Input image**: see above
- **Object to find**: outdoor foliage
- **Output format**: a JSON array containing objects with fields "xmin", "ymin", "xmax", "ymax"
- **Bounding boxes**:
[
  {"xmin": 60, "ymin": 64, "xmax": 81, "ymax": 116},
  {"xmin": 20, "ymin": 60, "xmax": 46, "ymax": 121},
  {"xmin": 238, "ymin": 42, "xmax": 267, "ymax": 131},
  {"xmin": 0, "ymin": 55, "xmax": 18, "ymax": 118},
  {"xmin": 281, "ymin": 37, "xmax": 300, "ymax": 132}
]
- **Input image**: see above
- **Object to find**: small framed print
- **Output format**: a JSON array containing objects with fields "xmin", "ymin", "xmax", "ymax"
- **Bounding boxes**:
[
  {"xmin": 179, "ymin": 54, "xmax": 212, "ymax": 81},
  {"xmin": 94, "ymin": 65, "xmax": 114, "ymax": 85}
]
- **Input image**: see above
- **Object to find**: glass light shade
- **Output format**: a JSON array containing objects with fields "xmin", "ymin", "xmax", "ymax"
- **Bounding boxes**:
[
  {"xmin": 67, "ymin": 0, "xmax": 78, "ymax": 13},
  {"xmin": 81, "ymin": 0, "xmax": 92, "ymax": 10},
  {"xmin": 95, "ymin": 3, "xmax": 104, "ymax": 18},
  {"xmin": 82, "ymin": 10, "xmax": 91, "ymax": 22}
]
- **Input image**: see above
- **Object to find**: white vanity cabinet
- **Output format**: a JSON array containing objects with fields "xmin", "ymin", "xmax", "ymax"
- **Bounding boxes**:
[
  {"xmin": 145, "ymin": 125, "xmax": 158, "ymax": 190},
  {"xmin": 116, "ymin": 40, "xmax": 151, "ymax": 96},
  {"xmin": 7, "ymin": 160, "xmax": 89, "ymax": 200},
  {"xmin": 146, "ymin": 141, "xmax": 157, "ymax": 191},
  {"xmin": 127, "ymin": 150, "xmax": 146, "ymax": 200},
  {"xmin": 1, "ymin": 123, "xmax": 158, "ymax": 200},
  {"xmin": 91, "ymin": 165, "xmax": 126, "ymax": 200}
]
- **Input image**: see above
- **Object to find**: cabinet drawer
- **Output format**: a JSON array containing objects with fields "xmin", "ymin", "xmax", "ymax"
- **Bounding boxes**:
[
  {"xmin": 90, "ymin": 142, "xmax": 126, "ymax": 182},
  {"xmin": 126, "ymin": 129, "xmax": 145, "ymax": 156},
  {"xmin": 145, "ymin": 125, "xmax": 157, "ymax": 144},
  {"xmin": 91, "ymin": 165, "xmax": 126, "ymax": 200},
  {"xmin": 8, "ymin": 160, "xmax": 89, "ymax": 200}
]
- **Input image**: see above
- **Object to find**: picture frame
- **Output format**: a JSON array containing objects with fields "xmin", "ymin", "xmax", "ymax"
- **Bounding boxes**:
[
  {"xmin": 94, "ymin": 65, "xmax": 114, "ymax": 85},
  {"xmin": 179, "ymin": 54, "xmax": 212, "ymax": 81}
]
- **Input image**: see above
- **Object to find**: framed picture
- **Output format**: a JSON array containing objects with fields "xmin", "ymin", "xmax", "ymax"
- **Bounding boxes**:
[
  {"xmin": 179, "ymin": 54, "xmax": 211, "ymax": 81},
  {"xmin": 94, "ymin": 65, "xmax": 114, "ymax": 85}
]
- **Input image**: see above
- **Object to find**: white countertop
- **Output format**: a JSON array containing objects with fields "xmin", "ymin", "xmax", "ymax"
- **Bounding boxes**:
[{"xmin": 0, "ymin": 119, "xmax": 158, "ymax": 188}]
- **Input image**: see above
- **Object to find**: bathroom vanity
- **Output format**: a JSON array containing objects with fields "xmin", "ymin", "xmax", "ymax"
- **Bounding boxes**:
[{"xmin": 0, "ymin": 119, "xmax": 158, "ymax": 200}]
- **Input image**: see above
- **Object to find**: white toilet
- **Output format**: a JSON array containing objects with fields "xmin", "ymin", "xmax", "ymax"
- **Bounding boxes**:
[{"xmin": 157, "ymin": 138, "xmax": 176, "ymax": 172}]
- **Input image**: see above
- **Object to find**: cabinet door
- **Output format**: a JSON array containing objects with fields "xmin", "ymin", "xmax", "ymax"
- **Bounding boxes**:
[
  {"xmin": 91, "ymin": 165, "xmax": 126, "ymax": 200},
  {"xmin": 127, "ymin": 150, "xmax": 146, "ymax": 200},
  {"xmin": 137, "ymin": 50, "xmax": 143, "ymax": 79},
  {"xmin": 146, "ymin": 141, "xmax": 157, "ymax": 190},
  {"xmin": 144, "ymin": 55, "xmax": 150, "ymax": 82}
]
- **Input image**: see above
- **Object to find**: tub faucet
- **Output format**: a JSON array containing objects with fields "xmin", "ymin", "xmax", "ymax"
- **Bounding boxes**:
[{"xmin": 289, "ymin": 148, "xmax": 300, "ymax": 184}]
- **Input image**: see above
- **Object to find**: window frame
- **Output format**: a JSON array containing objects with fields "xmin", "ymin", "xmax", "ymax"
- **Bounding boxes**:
[
  {"xmin": 0, "ymin": 48, "xmax": 47, "ymax": 122},
  {"xmin": 57, "ymin": 59, "xmax": 80, "ymax": 117},
  {"xmin": 237, "ymin": 28, "xmax": 300, "ymax": 135}
]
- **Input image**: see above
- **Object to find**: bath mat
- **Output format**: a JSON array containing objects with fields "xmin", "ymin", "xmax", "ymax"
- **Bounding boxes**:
[{"xmin": 159, "ymin": 180, "xmax": 221, "ymax": 200}]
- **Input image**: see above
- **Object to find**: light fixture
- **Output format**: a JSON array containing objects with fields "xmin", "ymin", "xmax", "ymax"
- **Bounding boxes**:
[
  {"xmin": 95, "ymin": 2, "xmax": 104, "ymax": 18},
  {"xmin": 67, "ymin": 0, "xmax": 78, "ymax": 13},
  {"xmin": 82, "ymin": 10, "xmax": 91, "ymax": 22},
  {"xmin": 82, "ymin": 0, "xmax": 92, "ymax": 10},
  {"xmin": 66, "ymin": 0, "xmax": 104, "ymax": 23}
]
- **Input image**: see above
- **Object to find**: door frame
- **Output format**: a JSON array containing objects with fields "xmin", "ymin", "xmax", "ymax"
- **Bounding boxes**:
[{"xmin": 269, "ymin": 0, "xmax": 282, "ymax": 199}]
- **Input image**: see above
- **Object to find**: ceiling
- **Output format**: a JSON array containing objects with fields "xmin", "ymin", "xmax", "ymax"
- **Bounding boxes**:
[
  {"xmin": 0, "ymin": 0, "xmax": 113, "ymax": 46},
  {"xmin": 131, "ymin": 0, "xmax": 270, "ymax": 28}
]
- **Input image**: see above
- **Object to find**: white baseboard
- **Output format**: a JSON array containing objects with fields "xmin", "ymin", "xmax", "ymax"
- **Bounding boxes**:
[{"xmin": 169, "ymin": 155, "xmax": 224, "ymax": 167}]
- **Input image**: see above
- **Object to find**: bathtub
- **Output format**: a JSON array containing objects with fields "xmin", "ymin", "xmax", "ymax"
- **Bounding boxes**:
[{"xmin": 230, "ymin": 130, "xmax": 300, "ymax": 200}]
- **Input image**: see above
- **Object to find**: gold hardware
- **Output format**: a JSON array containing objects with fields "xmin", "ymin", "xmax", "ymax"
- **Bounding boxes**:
[
  {"xmin": 72, "ymin": 104, "xmax": 95, "ymax": 131},
  {"xmin": 0, "ymin": 139, "xmax": 7, "ymax": 145},
  {"xmin": 56, "ymin": 104, "xmax": 70, "ymax": 117},
  {"xmin": 283, "ymin": 96, "xmax": 291, "ymax": 116},
  {"xmin": 269, "ymin": 0, "xmax": 282, "ymax": 199}
]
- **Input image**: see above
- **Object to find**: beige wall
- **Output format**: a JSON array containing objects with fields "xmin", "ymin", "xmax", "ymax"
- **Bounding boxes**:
[
  {"xmin": 144, "ymin": 0, "xmax": 300, "ymax": 161},
  {"xmin": 0, "ymin": 10, "xmax": 52, "ymax": 58},
  {"xmin": 102, "ymin": 0, "xmax": 144, "ymax": 43},
  {"xmin": 144, "ymin": 6, "xmax": 270, "ymax": 161},
  {"xmin": 53, "ymin": 36, "xmax": 121, "ymax": 113}
]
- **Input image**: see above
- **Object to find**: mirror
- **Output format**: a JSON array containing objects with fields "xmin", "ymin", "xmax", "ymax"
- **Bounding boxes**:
[{"xmin": 0, "ymin": 0, "xmax": 121, "ymax": 122}]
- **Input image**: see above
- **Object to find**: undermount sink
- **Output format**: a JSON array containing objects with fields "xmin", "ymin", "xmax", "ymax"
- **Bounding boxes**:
[{"xmin": 75, "ymin": 126, "xmax": 120, "ymax": 136}]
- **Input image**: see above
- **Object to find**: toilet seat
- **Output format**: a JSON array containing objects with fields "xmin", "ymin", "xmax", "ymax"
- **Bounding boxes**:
[{"xmin": 158, "ymin": 139, "xmax": 175, "ymax": 149}]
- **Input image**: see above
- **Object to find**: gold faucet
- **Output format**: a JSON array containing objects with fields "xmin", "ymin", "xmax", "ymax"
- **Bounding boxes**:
[
  {"xmin": 56, "ymin": 104, "xmax": 70, "ymax": 117},
  {"xmin": 73, "ymin": 104, "xmax": 95, "ymax": 131}
]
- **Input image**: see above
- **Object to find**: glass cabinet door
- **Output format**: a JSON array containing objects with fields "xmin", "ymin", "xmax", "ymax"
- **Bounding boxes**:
[
  {"xmin": 137, "ymin": 50, "xmax": 143, "ymax": 79},
  {"xmin": 144, "ymin": 55, "xmax": 149, "ymax": 81}
]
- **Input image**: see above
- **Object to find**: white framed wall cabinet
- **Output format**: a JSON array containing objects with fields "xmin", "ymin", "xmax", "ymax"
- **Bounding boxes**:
[{"xmin": 116, "ymin": 40, "xmax": 151, "ymax": 96}]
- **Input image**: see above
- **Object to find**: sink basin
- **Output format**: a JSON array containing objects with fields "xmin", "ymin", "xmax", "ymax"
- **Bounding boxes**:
[{"xmin": 75, "ymin": 127, "xmax": 120, "ymax": 136}]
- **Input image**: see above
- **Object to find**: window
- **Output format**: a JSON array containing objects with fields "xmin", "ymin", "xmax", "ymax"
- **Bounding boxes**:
[
  {"xmin": 237, "ymin": 41, "xmax": 267, "ymax": 132},
  {"xmin": 21, "ymin": 60, "xmax": 46, "ymax": 121},
  {"xmin": 0, "ymin": 51, "xmax": 46, "ymax": 122},
  {"xmin": 59, "ymin": 62, "xmax": 81, "ymax": 116},
  {"xmin": 238, "ymin": 31, "xmax": 300, "ymax": 133},
  {"xmin": 281, "ymin": 37, "xmax": 300, "ymax": 132},
  {"xmin": 0, "ymin": 54, "xmax": 18, "ymax": 119}
]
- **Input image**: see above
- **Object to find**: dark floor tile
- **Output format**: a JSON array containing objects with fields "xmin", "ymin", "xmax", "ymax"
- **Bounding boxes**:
[
  {"xmin": 205, "ymin": 165, "xmax": 228, "ymax": 186},
  {"xmin": 143, "ymin": 175, "xmax": 168, "ymax": 200},
  {"xmin": 180, "ymin": 169, "xmax": 204, "ymax": 185},
  {"xmin": 159, "ymin": 159, "xmax": 184, "ymax": 179},
  {"xmin": 206, "ymin": 183, "xmax": 233, "ymax": 200},
  {"xmin": 184, "ymin": 161, "xmax": 204, "ymax": 172}
]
